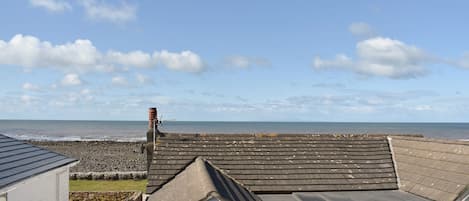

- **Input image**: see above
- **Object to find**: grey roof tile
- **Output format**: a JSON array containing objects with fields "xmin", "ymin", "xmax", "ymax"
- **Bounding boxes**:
[
  {"xmin": 148, "ymin": 134, "xmax": 398, "ymax": 194},
  {"xmin": 148, "ymin": 157, "xmax": 261, "ymax": 201},
  {"xmin": 390, "ymin": 136, "xmax": 469, "ymax": 201},
  {"xmin": 0, "ymin": 134, "xmax": 78, "ymax": 189}
]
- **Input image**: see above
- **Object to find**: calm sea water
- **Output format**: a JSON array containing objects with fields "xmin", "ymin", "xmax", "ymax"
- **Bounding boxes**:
[{"xmin": 0, "ymin": 120, "xmax": 468, "ymax": 141}]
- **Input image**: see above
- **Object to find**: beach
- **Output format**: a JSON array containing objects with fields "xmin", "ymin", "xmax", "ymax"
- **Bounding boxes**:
[{"xmin": 30, "ymin": 141, "xmax": 147, "ymax": 172}]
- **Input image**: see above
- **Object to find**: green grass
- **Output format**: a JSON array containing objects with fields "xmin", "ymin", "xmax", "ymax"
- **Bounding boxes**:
[{"xmin": 70, "ymin": 180, "xmax": 147, "ymax": 192}]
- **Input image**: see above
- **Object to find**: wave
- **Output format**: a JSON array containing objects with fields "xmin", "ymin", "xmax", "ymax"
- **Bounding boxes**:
[{"xmin": 1, "ymin": 133, "xmax": 146, "ymax": 142}]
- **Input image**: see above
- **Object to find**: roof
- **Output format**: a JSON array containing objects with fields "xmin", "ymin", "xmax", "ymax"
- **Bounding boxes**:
[
  {"xmin": 390, "ymin": 136, "xmax": 469, "ymax": 201},
  {"xmin": 258, "ymin": 190, "xmax": 430, "ymax": 201},
  {"xmin": 0, "ymin": 134, "xmax": 78, "ymax": 189},
  {"xmin": 148, "ymin": 157, "xmax": 261, "ymax": 201},
  {"xmin": 147, "ymin": 134, "xmax": 398, "ymax": 194}
]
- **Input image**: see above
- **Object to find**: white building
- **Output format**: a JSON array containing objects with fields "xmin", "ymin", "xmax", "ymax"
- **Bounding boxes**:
[{"xmin": 0, "ymin": 134, "xmax": 78, "ymax": 201}]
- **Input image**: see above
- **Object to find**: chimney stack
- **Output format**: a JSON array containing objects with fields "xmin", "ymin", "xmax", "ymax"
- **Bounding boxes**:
[
  {"xmin": 148, "ymin": 107, "xmax": 157, "ymax": 130},
  {"xmin": 146, "ymin": 107, "xmax": 158, "ymax": 172}
]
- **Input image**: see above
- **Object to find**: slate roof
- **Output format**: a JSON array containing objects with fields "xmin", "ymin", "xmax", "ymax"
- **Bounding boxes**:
[
  {"xmin": 390, "ymin": 136, "xmax": 469, "ymax": 201},
  {"xmin": 148, "ymin": 157, "xmax": 261, "ymax": 201},
  {"xmin": 0, "ymin": 134, "xmax": 78, "ymax": 189},
  {"xmin": 147, "ymin": 134, "xmax": 398, "ymax": 194}
]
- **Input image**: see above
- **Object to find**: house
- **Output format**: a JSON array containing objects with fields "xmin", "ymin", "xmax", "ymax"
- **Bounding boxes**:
[
  {"xmin": 0, "ymin": 134, "xmax": 78, "ymax": 201},
  {"xmin": 144, "ymin": 108, "xmax": 469, "ymax": 201}
]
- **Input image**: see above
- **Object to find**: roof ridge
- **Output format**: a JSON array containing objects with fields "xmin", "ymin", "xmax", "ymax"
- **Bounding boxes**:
[
  {"xmin": 390, "ymin": 135, "xmax": 469, "ymax": 145},
  {"xmin": 148, "ymin": 156, "xmax": 202, "ymax": 194},
  {"xmin": 201, "ymin": 157, "xmax": 257, "ymax": 194},
  {"xmin": 160, "ymin": 133, "xmax": 424, "ymax": 138}
]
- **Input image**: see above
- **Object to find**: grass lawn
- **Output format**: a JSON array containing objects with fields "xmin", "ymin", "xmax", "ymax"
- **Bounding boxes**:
[{"xmin": 70, "ymin": 180, "xmax": 147, "ymax": 192}]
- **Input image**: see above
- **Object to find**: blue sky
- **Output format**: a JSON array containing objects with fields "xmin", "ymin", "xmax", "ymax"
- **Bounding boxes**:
[{"xmin": 1, "ymin": 0, "xmax": 469, "ymax": 122}]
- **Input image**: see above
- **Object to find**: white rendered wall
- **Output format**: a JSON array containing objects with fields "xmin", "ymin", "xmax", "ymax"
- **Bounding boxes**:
[{"xmin": 0, "ymin": 165, "xmax": 71, "ymax": 201}]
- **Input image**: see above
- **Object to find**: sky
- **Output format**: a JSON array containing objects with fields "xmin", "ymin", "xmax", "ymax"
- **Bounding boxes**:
[{"xmin": 1, "ymin": 0, "xmax": 469, "ymax": 122}]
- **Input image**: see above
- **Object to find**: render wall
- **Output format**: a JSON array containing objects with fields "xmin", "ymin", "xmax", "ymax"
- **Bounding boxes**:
[
  {"xmin": 0, "ymin": 166, "xmax": 70, "ymax": 201},
  {"xmin": 390, "ymin": 136, "xmax": 469, "ymax": 201}
]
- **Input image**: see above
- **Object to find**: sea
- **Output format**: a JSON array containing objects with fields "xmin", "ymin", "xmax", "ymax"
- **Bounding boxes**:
[{"xmin": 0, "ymin": 120, "xmax": 468, "ymax": 141}]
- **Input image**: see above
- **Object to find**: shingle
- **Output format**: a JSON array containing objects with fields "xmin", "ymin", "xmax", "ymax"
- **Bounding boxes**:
[
  {"xmin": 148, "ymin": 134, "xmax": 397, "ymax": 194},
  {"xmin": 0, "ymin": 134, "xmax": 78, "ymax": 189}
]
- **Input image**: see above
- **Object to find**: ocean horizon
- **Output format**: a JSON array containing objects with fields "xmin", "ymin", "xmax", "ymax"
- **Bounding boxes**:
[{"xmin": 0, "ymin": 120, "xmax": 468, "ymax": 141}]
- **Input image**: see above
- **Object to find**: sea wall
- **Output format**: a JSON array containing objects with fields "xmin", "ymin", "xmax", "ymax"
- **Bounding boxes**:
[{"xmin": 69, "ymin": 172, "xmax": 147, "ymax": 180}]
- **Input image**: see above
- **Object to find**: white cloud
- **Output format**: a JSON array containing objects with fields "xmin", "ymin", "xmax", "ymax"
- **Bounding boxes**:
[
  {"xmin": 73, "ymin": 89, "xmax": 94, "ymax": 101},
  {"xmin": 135, "ymin": 73, "xmax": 153, "ymax": 84},
  {"xmin": 224, "ymin": 55, "xmax": 271, "ymax": 68},
  {"xmin": 61, "ymin": 73, "xmax": 82, "ymax": 86},
  {"xmin": 30, "ymin": 0, "xmax": 71, "ymax": 12},
  {"xmin": 111, "ymin": 76, "xmax": 128, "ymax": 86},
  {"xmin": 107, "ymin": 51, "xmax": 153, "ymax": 68},
  {"xmin": 313, "ymin": 37, "xmax": 429, "ymax": 79},
  {"xmin": 20, "ymin": 95, "xmax": 37, "ymax": 105},
  {"xmin": 22, "ymin": 82, "xmax": 41, "ymax": 91},
  {"xmin": 349, "ymin": 22, "xmax": 375, "ymax": 38},
  {"xmin": 0, "ymin": 34, "xmax": 105, "ymax": 73},
  {"xmin": 154, "ymin": 50, "xmax": 204, "ymax": 73},
  {"xmin": 0, "ymin": 34, "xmax": 205, "ymax": 73},
  {"xmin": 80, "ymin": 0, "xmax": 136, "ymax": 24}
]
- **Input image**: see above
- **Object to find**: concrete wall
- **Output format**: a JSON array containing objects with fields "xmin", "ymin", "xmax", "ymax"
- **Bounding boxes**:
[
  {"xmin": 390, "ymin": 136, "xmax": 469, "ymax": 201},
  {"xmin": 0, "ymin": 165, "xmax": 71, "ymax": 201}
]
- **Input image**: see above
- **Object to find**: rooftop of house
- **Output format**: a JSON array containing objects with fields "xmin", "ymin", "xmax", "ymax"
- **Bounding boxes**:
[
  {"xmin": 0, "ymin": 134, "xmax": 78, "ymax": 189},
  {"xmin": 389, "ymin": 136, "xmax": 469, "ymax": 201},
  {"xmin": 147, "ymin": 133, "xmax": 469, "ymax": 201},
  {"xmin": 147, "ymin": 133, "xmax": 403, "ymax": 194}
]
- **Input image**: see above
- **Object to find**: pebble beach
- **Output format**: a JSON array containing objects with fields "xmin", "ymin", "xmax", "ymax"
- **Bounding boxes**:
[{"xmin": 30, "ymin": 141, "xmax": 147, "ymax": 173}]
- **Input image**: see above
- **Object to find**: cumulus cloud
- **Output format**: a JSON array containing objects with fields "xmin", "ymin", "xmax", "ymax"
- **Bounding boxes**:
[
  {"xmin": 349, "ymin": 22, "xmax": 375, "ymax": 38},
  {"xmin": 107, "ymin": 51, "xmax": 153, "ymax": 68},
  {"xmin": 224, "ymin": 55, "xmax": 271, "ymax": 68},
  {"xmin": 61, "ymin": 73, "xmax": 82, "ymax": 86},
  {"xmin": 0, "ymin": 34, "xmax": 205, "ymax": 73},
  {"xmin": 80, "ymin": 0, "xmax": 136, "ymax": 24},
  {"xmin": 313, "ymin": 37, "xmax": 430, "ymax": 79},
  {"xmin": 154, "ymin": 50, "xmax": 204, "ymax": 73},
  {"xmin": 111, "ymin": 76, "xmax": 128, "ymax": 86},
  {"xmin": 30, "ymin": 0, "xmax": 71, "ymax": 12},
  {"xmin": 0, "ymin": 34, "xmax": 105, "ymax": 73},
  {"xmin": 22, "ymin": 82, "xmax": 41, "ymax": 91}
]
